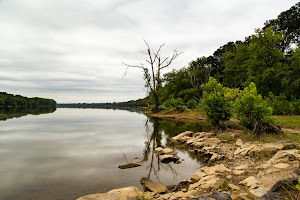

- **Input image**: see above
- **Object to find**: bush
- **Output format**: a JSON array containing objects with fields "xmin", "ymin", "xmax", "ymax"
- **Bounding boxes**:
[
  {"xmin": 265, "ymin": 93, "xmax": 291, "ymax": 115},
  {"xmin": 186, "ymin": 99, "xmax": 198, "ymax": 109},
  {"xmin": 290, "ymin": 98, "xmax": 300, "ymax": 115},
  {"xmin": 235, "ymin": 82, "xmax": 277, "ymax": 134},
  {"xmin": 201, "ymin": 77, "xmax": 232, "ymax": 126},
  {"xmin": 162, "ymin": 98, "xmax": 184, "ymax": 108}
]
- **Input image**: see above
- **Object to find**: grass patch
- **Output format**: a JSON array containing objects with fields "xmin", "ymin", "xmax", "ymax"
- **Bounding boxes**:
[
  {"xmin": 238, "ymin": 130, "xmax": 300, "ymax": 144},
  {"xmin": 274, "ymin": 115, "xmax": 300, "ymax": 129}
]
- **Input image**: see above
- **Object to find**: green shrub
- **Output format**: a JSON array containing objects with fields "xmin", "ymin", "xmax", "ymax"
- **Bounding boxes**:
[
  {"xmin": 265, "ymin": 93, "xmax": 291, "ymax": 115},
  {"xmin": 235, "ymin": 82, "xmax": 275, "ymax": 134},
  {"xmin": 162, "ymin": 98, "xmax": 184, "ymax": 108},
  {"xmin": 201, "ymin": 77, "xmax": 232, "ymax": 126},
  {"xmin": 290, "ymin": 98, "xmax": 300, "ymax": 115},
  {"xmin": 186, "ymin": 99, "xmax": 198, "ymax": 109}
]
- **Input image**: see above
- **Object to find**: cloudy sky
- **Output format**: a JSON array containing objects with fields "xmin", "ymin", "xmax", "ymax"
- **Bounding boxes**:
[{"xmin": 0, "ymin": 0, "xmax": 298, "ymax": 103}]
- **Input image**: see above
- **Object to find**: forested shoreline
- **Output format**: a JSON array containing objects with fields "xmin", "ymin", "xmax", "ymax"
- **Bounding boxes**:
[
  {"xmin": 145, "ymin": 3, "xmax": 299, "ymax": 115},
  {"xmin": 0, "ymin": 92, "xmax": 57, "ymax": 108}
]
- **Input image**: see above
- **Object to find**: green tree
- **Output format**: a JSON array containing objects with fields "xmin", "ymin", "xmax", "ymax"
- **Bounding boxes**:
[
  {"xmin": 264, "ymin": 2, "xmax": 300, "ymax": 51},
  {"xmin": 201, "ymin": 77, "xmax": 232, "ymax": 126},
  {"xmin": 235, "ymin": 82, "xmax": 279, "ymax": 134}
]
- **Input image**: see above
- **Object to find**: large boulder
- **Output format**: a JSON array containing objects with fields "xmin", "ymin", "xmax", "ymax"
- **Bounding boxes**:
[{"xmin": 76, "ymin": 186, "xmax": 143, "ymax": 200}]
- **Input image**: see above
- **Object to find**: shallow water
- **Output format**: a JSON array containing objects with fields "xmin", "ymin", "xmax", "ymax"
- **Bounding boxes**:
[{"xmin": 0, "ymin": 108, "xmax": 210, "ymax": 200}]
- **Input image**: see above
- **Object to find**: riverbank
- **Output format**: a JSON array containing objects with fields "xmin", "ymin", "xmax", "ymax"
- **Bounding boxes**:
[{"xmin": 77, "ymin": 111, "xmax": 300, "ymax": 200}]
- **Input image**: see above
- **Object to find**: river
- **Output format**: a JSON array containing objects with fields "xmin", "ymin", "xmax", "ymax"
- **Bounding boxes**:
[{"xmin": 0, "ymin": 108, "xmax": 211, "ymax": 200}]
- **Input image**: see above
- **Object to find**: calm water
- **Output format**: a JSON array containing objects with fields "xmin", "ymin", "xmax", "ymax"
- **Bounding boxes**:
[{"xmin": 0, "ymin": 108, "xmax": 210, "ymax": 200}]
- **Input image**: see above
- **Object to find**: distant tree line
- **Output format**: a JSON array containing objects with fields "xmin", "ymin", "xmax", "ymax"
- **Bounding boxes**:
[
  {"xmin": 0, "ymin": 92, "xmax": 57, "ymax": 108},
  {"xmin": 57, "ymin": 98, "xmax": 148, "ymax": 109},
  {"xmin": 147, "ymin": 3, "xmax": 299, "ymax": 115}
]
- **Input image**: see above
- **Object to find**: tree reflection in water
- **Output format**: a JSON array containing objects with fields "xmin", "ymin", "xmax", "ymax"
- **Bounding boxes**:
[
  {"xmin": 0, "ymin": 107, "xmax": 56, "ymax": 121},
  {"xmin": 142, "ymin": 117, "xmax": 179, "ymax": 182}
]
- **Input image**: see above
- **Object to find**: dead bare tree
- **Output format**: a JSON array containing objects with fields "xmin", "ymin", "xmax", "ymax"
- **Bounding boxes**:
[{"xmin": 123, "ymin": 40, "xmax": 182, "ymax": 111}]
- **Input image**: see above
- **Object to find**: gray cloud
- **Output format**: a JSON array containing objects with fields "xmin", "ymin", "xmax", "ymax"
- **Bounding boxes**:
[{"xmin": 0, "ymin": 0, "xmax": 298, "ymax": 103}]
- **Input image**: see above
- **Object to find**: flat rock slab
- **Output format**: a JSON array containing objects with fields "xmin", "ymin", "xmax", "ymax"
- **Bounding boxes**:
[
  {"xmin": 140, "ymin": 178, "xmax": 167, "ymax": 193},
  {"xmin": 76, "ymin": 186, "xmax": 143, "ymax": 200},
  {"xmin": 118, "ymin": 163, "xmax": 141, "ymax": 169}
]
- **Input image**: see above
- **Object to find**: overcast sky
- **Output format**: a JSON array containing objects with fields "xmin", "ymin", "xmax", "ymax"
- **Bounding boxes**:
[{"xmin": 0, "ymin": 0, "xmax": 298, "ymax": 103}]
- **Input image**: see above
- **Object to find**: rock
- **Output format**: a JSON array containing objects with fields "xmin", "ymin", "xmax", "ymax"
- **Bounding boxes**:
[
  {"xmin": 158, "ymin": 193, "xmax": 173, "ymax": 200},
  {"xmin": 257, "ymin": 177, "xmax": 298, "ymax": 200},
  {"xmin": 76, "ymin": 186, "xmax": 142, "ymax": 200},
  {"xmin": 202, "ymin": 137, "xmax": 222, "ymax": 146},
  {"xmin": 267, "ymin": 149, "xmax": 300, "ymax": 165},
  {"xmin": 201, "ymin": 164, "xmax": 231, "ymax": 175},
  {"xmin": 171, "ymin": 131, "xmax": 194, "ymax": 142},
  {"xmin": 264, "ymin": 165, "xmax": 281, "ymax": 175},
  {"xmin": 191, "ymin": 170, "xmax": 207, "ymax": 181},
  {"xmin": 189, "ymin": 175, "xmax": 222, "ymax": 191},
  {"xmin": 189, "ymin": 192, "xmax": 232, "ymax": 200},
  {"xmin": 208, "ymin": 153, "xmax": 225, "ymax": 163},
  {"xmin": 234, "ymin": 164, "xmax": 249, "ymax": 170},
  {"xmin": 273, "ymin": 163, "xmax": 290, "ymax": 169},
  {"xmin": 228, "ymin": 183, "xmax": 239, "ymax": 190},
  {"xmin": 233, "ymin": 170, "xmax": 246, "ymax": 175},
  {"xmin": 160, "ymin": 154, "xmax": 180, "ymax": 163},
  {"xmin": 166, "ymin": 185, "xmax": 176, "ymax": 191},
  {"xmin": 236, "ymin": 139, "xmax": 243, "ymax": 147},
  {"xmin": 154, "ymin": 147, "xmax": 164, "ymax": 154},
  {"xmin": 140, "ymin": 178, "xmax": 167, "ymax": 193},
  {"xmin": 162, "ymin": 148, "xmax": 178, "ymax": 155},
  {"xmin": 118, "ymin": 163, "xmax": 141, "ymax": 169},
  {"xmin": 168, "ymin": 190, "xmax": 197, "ymax": 200},
  {"xmin": 239, "ymin": 176, "xmax": 259, "ymax": 189},
  {"xmin": 249, "ymin": 187, "xmax": 269, "ymax": 197}
]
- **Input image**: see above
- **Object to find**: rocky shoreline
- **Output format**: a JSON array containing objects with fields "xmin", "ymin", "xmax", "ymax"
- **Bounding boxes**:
[{"xmin": 77, "ymin": 131, "xmax": 300, "ymax": 200}]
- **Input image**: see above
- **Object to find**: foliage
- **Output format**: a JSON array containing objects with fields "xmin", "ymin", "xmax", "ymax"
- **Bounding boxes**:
[
  {"xmin": 186, "ymin": 99, "xmax": 198, "ymax": 109},
  {"xmin": 162, "ymin": 98, "xmax": 184, "ymax": 109},
  {"xmin": 235, "ymin": 82, "xmax": 275, "ymax": 134},
  {"xmin": 201, "ymin": 77, "xmax": 232, "ymax": 126},
  {"xmin": 0, "ymin": 92, "xmax": 56, "ymax": 108},
  {"xmin": 265, "ymin": 93, "xmax": 292, "ymax": 115},
  {"xmin": 264, "ymin": 2, "xmax": 300, "ymax": 51}
]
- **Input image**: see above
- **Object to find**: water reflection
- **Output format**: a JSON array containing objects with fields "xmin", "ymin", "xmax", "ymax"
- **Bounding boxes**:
[
  {"xmin": 0, "ymin": 109, "xmax": 210, "ymax": 200},
  {"xmin": 136, "ymin": 115, "xmax": 212, "ymax": 185},
  {"xmin": 0, "ymin": 107, "xmax": 56, "ymax": 121}
]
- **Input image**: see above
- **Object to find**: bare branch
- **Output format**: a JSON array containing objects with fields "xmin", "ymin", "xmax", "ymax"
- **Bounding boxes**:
[
  {"xmin": 159, "ymin": 50, "xmax": 183, "ymax": 70},
  {"xmin": 122, "ymin": 62, "xmax": 145, "ymax": 78}
]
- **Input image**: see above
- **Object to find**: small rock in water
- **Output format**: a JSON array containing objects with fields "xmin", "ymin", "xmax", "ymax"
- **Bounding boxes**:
[
  {"xmin": 118, "ymin": 163, "xmax": 141, "ymax": 169},
  {"xmin": 160, "ymin": 154, "xmax": 180, "ymax": 163}
]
